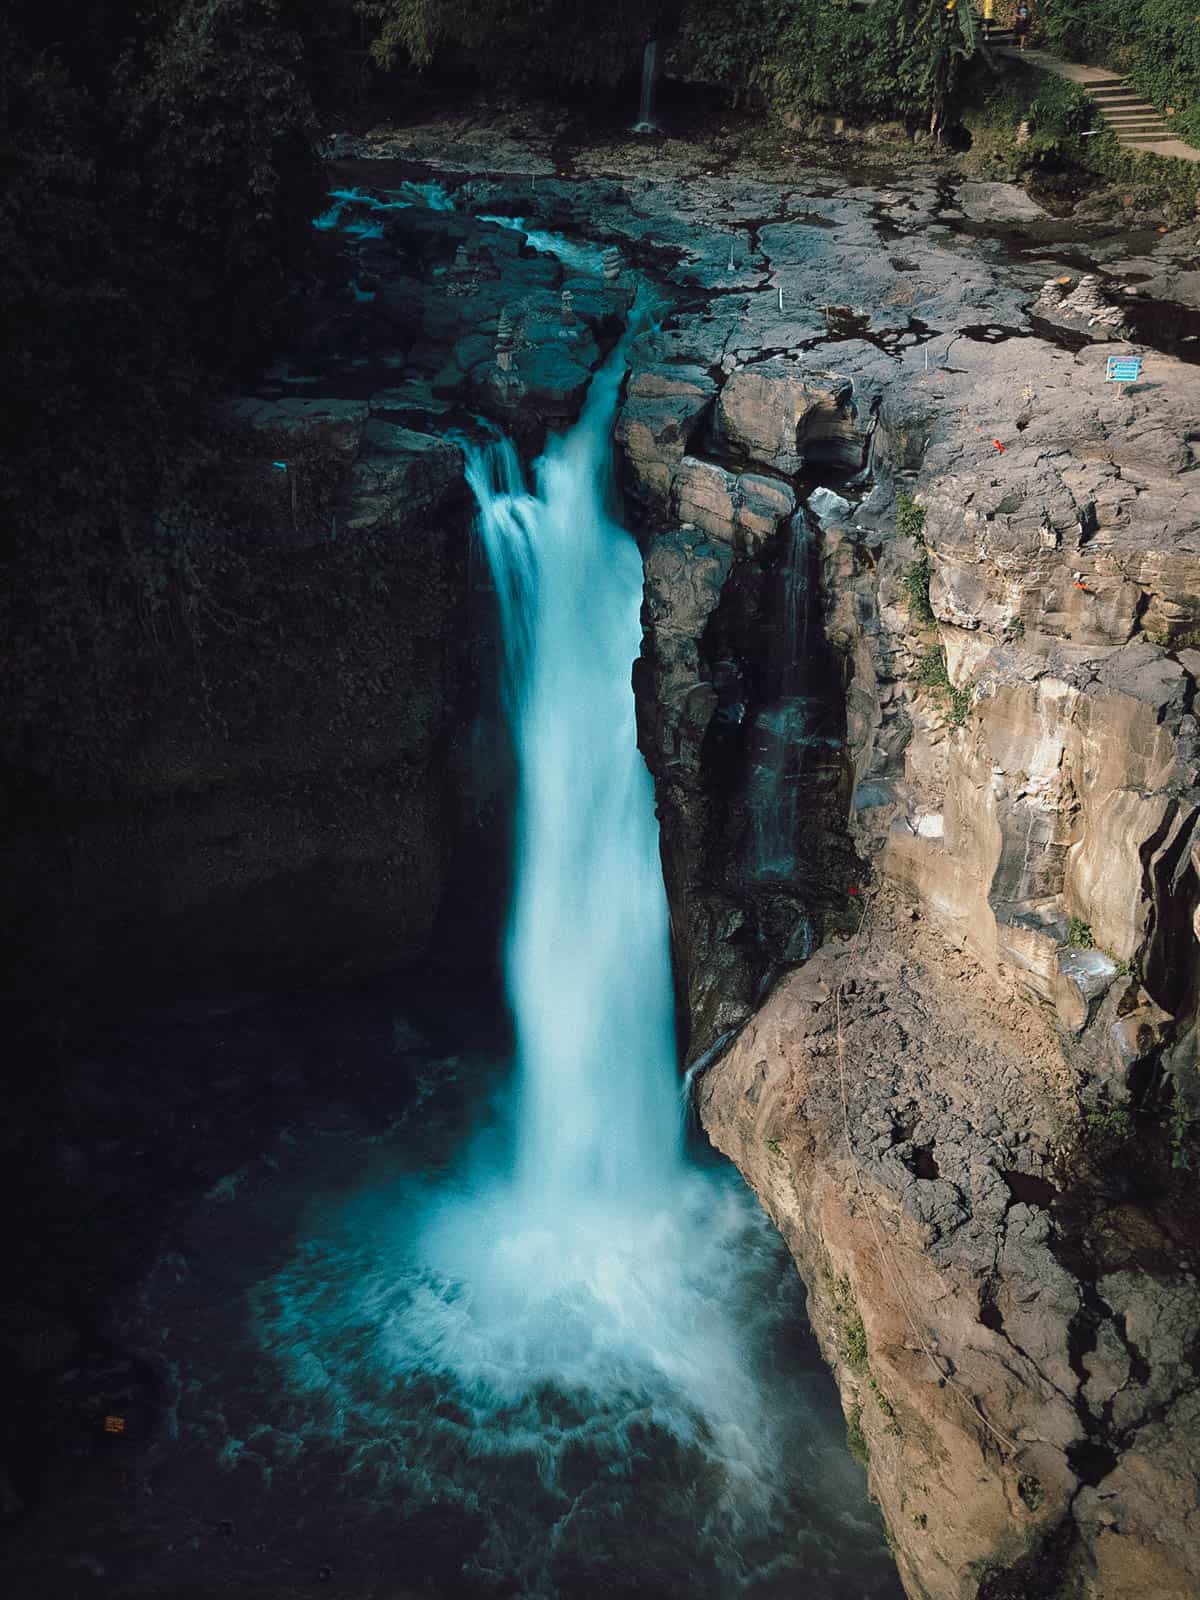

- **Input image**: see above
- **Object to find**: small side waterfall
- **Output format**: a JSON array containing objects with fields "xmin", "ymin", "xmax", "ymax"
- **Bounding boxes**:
[
  {"xmin": 747, "ymin": 513, "xmax": 823, "ymax": 880},
  {"xmin": 633, "ymin": 40, "xmax": 659, "ymax": 133}
]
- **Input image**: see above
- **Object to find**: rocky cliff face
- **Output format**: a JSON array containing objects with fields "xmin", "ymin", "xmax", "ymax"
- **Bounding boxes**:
[{"xmin": 555, "ymin": 154, "xmax": 1200, "ymax": 1599}]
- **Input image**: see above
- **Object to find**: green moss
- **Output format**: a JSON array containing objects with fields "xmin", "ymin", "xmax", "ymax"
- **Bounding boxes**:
[
  {"xmin": 1018, "ymin": 1473, "xmax": 1044, "ymax": 1513},
  {"xmin": 831, "ymin": 1275, "xmax": 871, "ymax": 1373},
  {"xmin": 846, "ymin": 1404, "xmax": 869, "ymax": 1467}
]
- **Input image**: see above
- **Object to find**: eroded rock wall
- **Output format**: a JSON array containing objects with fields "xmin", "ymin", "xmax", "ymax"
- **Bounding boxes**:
[{"xmin": 583, "ymin": 165, "xmax": 1200, "ymax": 1599}]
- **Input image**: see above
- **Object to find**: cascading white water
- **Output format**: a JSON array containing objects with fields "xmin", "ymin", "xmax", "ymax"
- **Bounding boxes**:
[
  {"xmin": 464, "ymin": 350, "xmax": 681, "ymax": 1210},
  {"xmin": 633, "ymin": 40, "xmax": 659, "ymax": 133},
  {"xmin": 240, "ymin": 316, "xmax": 900, "ymax": 1599}
]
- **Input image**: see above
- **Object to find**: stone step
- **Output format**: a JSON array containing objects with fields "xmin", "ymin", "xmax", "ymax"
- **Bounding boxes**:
[
  {"xmin": 1101, "ymin": 111, "xmax": 1169, "ymax": 125},
  {"xmin": 1119, "ymin": 132, "xmax": 1173, "ymax": 143}
]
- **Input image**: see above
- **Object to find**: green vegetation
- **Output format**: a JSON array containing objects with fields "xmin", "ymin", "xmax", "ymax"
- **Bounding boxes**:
[
  {"xmin": 871, "ymin": 1378, "xmax": 895, "ymax": 1418},
  {"xmin": 1035, "ymin": 0, "xmax": 1200, "ymax": 145},
  {"xmin": 896, "ymin": 492, "xmax": 927, "ymax": 542},
  {"xmin": 912, "ymin": 1511, "xmax": 928, "ymax": 1530},
  {"xmin": 916, "ymin": 646, "xmax": 952, "ymax": 690},
  {"xmin": 1018, "ymin": 1473, "xmax": 1044, "ymax": 1513},
  {"xmin": 1066, "ymin": 917, "xmax": 1094, "ymax": 949},
  {"xmin": 362, "ymin": 0, "xmax": 979, "ymax": 129},
  {"xmin": 0, "ymin": 0, "xmax": 337, "ymax": 792},
  {"xmin": 960, "ymin": 64, "xmax": 1094, "ymax": 177},
  {"xmin": 961, "ymin": 59, "xmax": 1200, "ymax": 220},
  {"xmin": 897, "ymin": 493, "xmax": 935, "ymax": 626},
  {"xmin": 1169, "ymin": 1094, "xmax": 1200, "ymax": 1172},
  {"xmin": 360, "ymin": 0, "xmax": 674, "ymax": 82},
  {"xmin": 1080, "ymin": 1101, "xmax": 1135, "ymax": 1153},
  {"xmin": 831, "ymin": 1274, "xmax": 870, "ymax": 1371},
  {"xmin": 846, "ymin": 1403, "xmax": 869, "ymax": 1466},
  {"xmin": 902, "ymin": 556, "xmax": 935, "ymax": 626},
  {"xmin": 915, "ymin": 646, "xmax": 972, "ymax": 726}
]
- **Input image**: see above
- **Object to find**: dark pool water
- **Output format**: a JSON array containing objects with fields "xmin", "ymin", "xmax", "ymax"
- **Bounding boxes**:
[{"xmin": 2, "ymin": 983, "xmax": 902, "ymax": 1600}]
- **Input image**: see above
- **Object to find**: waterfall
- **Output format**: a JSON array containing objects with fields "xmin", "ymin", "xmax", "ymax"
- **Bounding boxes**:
[
  {"xmin": 247, "ymin": 332, "xmax": 902, "ymax": 1600},
  {"xmin": 463, "ymin": 350, "xmax": 681, "ymax": 1209},
  {"xmin": 633, "ymin": 40, "xmax": 659, "ymax": 133},
  {"xmin": 748, "ymin": 513, "xmax": 819, "ymax": 879}
]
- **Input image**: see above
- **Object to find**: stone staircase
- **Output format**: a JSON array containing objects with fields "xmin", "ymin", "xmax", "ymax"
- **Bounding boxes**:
[
  {"xmin": 976, "ymin": 14, "xmax": 1016, "ymax": 50},
  {"xmin": 967, "ymin": 8, "xmax": 1198, "ymax": 160},
  {"xmin": 1083, "ymin": 75, "xmax": 1172, "ymax": 146}
]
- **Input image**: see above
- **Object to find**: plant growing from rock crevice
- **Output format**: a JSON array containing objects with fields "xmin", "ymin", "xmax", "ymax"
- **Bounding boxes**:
[
  {"xmin": 914, "ymin": 645, "xmax": 973, "ymax": 726},
  {"xmin": 846, "ymin": 1403, "xmax": 869, "ymax": 1467},
  {"xmin": 902, "ymin": 552, "xmax": 935, "ymax": 627}
]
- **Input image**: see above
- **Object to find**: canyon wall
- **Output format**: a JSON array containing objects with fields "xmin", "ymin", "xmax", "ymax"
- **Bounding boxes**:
[{"xmin": 606, "ymin": 174, "xmax": 1200, "ymax": 1599}]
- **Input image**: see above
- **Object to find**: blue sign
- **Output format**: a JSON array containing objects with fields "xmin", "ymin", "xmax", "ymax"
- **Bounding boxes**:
[
  {"xmin": 271, "ymin": 460, "xmax": 289, "ymax": 472},
  {"xmin": 1105, "ymin": 355, "xmax": 1142, "ymax": 383}
]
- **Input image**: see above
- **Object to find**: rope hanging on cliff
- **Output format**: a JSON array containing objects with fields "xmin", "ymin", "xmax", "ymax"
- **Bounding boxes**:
[{"xmin": 832, "ymin": 892, "xmax": 1018, "ymax": 1460}]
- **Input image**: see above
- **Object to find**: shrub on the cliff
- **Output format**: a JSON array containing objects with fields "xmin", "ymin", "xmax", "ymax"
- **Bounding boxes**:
[
  {"xmin": 915, "ymin": 646, "xmax": 950, "ymax": 691},
  {"xmin": 901, "ymin": 556, "xmax": 934, "ymax": 627},
  {"xmin": 895, "ymin": 492, "xmax": 926, "ymax": 542},
  {"xmin": 914, "ymin": 647, "xmax": 972, "ymax": 726}
]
